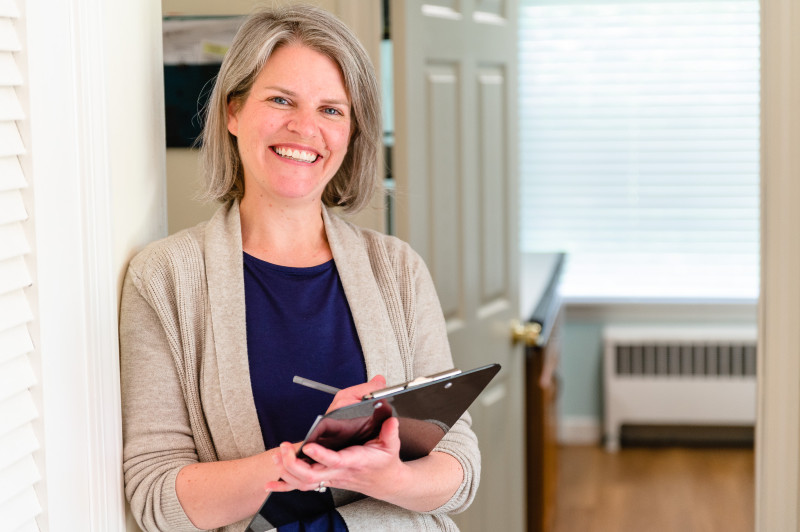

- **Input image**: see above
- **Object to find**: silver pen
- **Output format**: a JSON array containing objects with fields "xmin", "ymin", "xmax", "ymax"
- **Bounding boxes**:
[{"xmin": 292, "ymin": 375, "xmax": 341, "ymax": 395}]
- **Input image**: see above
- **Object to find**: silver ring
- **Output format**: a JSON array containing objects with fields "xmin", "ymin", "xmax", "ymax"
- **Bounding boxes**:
[{"xmin": 315, "ymin": 481, "xmax": 327, "ymax": 493}]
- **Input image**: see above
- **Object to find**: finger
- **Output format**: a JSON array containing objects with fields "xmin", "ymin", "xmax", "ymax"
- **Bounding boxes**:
[
  {"xmin": 276, "ymin": 443, "xmax": 313, "ymax": 477},
  {"xmin": 302, "ymin": 443, "xmax": 342, "ymax": 468},
  {"xmin": 371, "ymin": 416, "xmax": 401, "ymax": 454},
  {"xmin": 365, "ymin": 374, "xmax": 387, "ymax": 391},
  {"xmin": 264, "ymin": 479, "xmax": 291, "ymax": 493},
  {"xmin": 340, "ymin": 375, "xmax": 386, "ymax": 399},
  {"xmin": 279, "ymin": 441, "xmax": 298, "ymax": 463},
  {"xmin": 264, "ymin": 475, "xmax": 322, "ymax": 493},
  {"xmin": 266, "ymin": 463, "xmax": 320, "ymax": 493},
  {"xmin": 327, "ymin": 375, "xmax": 387, "ymax": 412}
]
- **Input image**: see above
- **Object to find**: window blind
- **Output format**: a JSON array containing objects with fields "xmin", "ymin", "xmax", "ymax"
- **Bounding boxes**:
[
  {"xmin": 0, "ymin": 0, "xmax": 44, "ymax": 529},
  {"xmin": 518, "ymin": 0, "xmax": 760, "ymax": 301}
]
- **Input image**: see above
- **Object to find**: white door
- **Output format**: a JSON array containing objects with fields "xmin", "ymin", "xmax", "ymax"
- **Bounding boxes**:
[{"xmin": 391, "ymin": 1, "xmax": 524, "ymax": 531}]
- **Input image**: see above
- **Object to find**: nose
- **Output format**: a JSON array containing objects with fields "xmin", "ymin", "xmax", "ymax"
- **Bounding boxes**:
[{"xmin": 287, "ymin": 109, "xmax": 318, "ymax": 139}]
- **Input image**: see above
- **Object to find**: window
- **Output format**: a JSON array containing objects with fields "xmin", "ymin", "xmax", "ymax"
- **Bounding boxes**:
[
  {"xmin": 519, "ymin": 0, "xmax": 760, "ymax": 301},
  {"xmin": 0, "ymin": 0, "xmax": 43, "ymax": 529}
]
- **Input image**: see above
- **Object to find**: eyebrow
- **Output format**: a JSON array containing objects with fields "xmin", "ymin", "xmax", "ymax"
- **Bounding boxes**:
[{"xmin": 263, "ymin": 85, "xmax": 350, "ymax": 107}]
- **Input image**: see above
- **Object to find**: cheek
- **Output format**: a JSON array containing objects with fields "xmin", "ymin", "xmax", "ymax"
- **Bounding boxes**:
[{"xmin": 332, "ymin": 125, "xmax": 353, "ymax": 155}]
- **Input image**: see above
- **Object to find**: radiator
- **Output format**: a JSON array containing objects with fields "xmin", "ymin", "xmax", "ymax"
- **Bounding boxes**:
[{"xmin": 603, "ymin": 325, "xmax": 757, "ymax": 452}]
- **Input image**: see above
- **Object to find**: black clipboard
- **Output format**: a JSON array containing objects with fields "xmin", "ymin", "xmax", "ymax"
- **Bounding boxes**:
[{"xmin": 244, "ymin": 363, "xmax": 501, "ymax": 532}]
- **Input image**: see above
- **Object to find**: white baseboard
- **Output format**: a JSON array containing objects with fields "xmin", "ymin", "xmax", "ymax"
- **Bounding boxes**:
[{"xmin": 558, "ymin": 416, "xmax": 602, "ymax": 445}]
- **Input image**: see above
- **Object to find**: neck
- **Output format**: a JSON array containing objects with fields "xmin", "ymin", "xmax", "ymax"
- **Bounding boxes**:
[{"xmin": 239, "ymin": 195, "xmax": 333, "ymax": 267}]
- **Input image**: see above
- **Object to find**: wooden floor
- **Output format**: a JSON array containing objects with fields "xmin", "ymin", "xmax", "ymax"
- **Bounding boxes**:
[{"xmin": 552, "ymin": 446, "xmax": 754, "ymax": 532}]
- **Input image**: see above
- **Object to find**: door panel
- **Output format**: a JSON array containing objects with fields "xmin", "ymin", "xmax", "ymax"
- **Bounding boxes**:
[
  {"xmin": 392, "ymin": 1, "xmax": 523, "ymax": 531},
  {"xmin": 427, "ymin": 64, "xmax": 462, "ymax": 321},
  {"xmin": 478, "ymin": 66, "xmax": 509, "ymax": 304}
]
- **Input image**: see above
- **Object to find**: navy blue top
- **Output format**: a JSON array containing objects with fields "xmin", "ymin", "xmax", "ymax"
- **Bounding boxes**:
[{"xmin": 243, "ymin": 252, "xmax": 367, "ymax": 531}]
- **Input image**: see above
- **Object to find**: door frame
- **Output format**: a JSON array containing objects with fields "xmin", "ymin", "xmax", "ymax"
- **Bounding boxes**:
[{"xmin": 756, "ymin": 0, "xmax": 800, "ymax": 529}]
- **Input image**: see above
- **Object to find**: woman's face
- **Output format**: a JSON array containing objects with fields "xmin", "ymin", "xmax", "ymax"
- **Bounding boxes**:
[{"xmin": 227, "ymin": 43, "xmax": 352, "ymax": 206}]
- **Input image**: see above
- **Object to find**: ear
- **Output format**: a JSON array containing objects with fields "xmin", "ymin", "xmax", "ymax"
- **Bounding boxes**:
[{"xmin": 226, "ymin": 99, "xmax": 240, "ymax": 136}]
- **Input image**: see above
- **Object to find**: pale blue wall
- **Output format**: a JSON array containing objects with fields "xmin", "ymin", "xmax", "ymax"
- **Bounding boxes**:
[{"xmin": 560, "ymin": 321, "xmax": 604, "ymax": 419}]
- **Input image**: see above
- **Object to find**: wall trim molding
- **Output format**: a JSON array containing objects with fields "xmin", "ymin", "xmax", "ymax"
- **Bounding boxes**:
[
  {"xmin": 73, "ymin": 0, "xmax": 126, "ymax": 528},
  {"xmin": 22, "ymin": 0, "xmax": 126, "ymax": 529},
  {"xmin": 20, "ymin": 0, "xmax": 166, "ymax": 529}
]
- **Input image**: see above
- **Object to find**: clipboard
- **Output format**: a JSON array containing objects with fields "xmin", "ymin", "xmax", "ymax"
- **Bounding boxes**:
[{"xmin": 245, "ymin": 363, "xmax": 501, "ymax": 531}]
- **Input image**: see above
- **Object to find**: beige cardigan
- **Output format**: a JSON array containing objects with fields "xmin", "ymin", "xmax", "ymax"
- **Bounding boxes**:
[{"xmin": 119, "ymin": 201, "xmax": 480, "ymax": 532}]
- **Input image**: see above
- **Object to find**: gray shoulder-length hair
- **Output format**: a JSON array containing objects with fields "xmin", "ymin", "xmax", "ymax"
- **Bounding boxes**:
[{"xmin": 198, "ymin": 4, "xmax": 382, "ymax": 213}]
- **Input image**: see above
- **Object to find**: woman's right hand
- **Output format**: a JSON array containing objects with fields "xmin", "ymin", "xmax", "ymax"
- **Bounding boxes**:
[{"xmin": 325, "ymin": 374, "xmax": 387, "ymax": 413}]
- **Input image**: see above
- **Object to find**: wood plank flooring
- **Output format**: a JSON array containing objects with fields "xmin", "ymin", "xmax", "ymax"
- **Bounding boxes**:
[{"xmin": 552, "ymin": 446, "xmax": 754, "ymax": 532}]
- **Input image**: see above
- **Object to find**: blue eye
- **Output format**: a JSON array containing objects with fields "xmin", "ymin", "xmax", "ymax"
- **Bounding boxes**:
[
  {"xmin": 270, "ymin": 96, "xmax": 289, "ymax": 105},
  {"xmin": 323, "ymin": 107, "xmax": 343, "ymax": 116}
]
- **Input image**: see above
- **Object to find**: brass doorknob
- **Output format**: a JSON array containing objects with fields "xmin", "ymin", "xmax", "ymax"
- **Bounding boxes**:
[{"xmin": 510, "ymin": 319, "xmax": 542, "ymax": 346}]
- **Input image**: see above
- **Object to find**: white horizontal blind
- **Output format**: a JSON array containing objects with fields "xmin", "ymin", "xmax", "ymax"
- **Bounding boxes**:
[
  {"xmin": 519, "ymin": 0, "xmax": 760, "ymax": 301},
  {"xmin": 0, "ymin": 0, "xmax": 43, "ymax": 530}
]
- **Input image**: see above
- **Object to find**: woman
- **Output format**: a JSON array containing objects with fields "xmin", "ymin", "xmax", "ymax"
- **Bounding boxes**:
[{"xmin": 120, "ymin": 5, "xmax": 480, "ymax": 532}]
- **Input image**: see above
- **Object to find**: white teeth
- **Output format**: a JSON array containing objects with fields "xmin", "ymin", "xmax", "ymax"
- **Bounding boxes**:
[{"xmin": 274, "ymin": 146, "xmax": 318, "ymax": 163}]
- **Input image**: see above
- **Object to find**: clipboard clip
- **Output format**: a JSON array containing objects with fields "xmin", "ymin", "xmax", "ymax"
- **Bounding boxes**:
[{"xmin": 363, "ymin": 368, "xmax": 462, "ymax": 400}]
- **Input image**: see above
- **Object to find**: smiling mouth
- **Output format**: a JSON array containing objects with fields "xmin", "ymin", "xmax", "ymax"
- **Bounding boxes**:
[{"xmin": 272, "ymin": 146, "xmax": 319, "ymax": 163}]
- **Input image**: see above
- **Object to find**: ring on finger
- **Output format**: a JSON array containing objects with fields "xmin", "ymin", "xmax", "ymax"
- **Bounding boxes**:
[{"xmin": 314, "ymin": 480, "xmax": 327, "ymax": 493}]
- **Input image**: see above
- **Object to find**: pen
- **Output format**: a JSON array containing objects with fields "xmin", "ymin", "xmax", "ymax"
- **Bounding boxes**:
[{"xmin": 293, "ymin": 375, "xmax": 341, "ymax": 395}]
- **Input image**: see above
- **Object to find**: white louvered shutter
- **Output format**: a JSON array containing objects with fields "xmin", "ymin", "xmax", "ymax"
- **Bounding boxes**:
[
  {"xmin": 0, "ymin": 0, "xmax": 43, "ymax": 530},
  {"xmin": 519, "ymin": 0, "xmax": 760, "ymax": 300}
]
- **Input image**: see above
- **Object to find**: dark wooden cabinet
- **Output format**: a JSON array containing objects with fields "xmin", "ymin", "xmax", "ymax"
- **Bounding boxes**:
[
  {"xmin": 526, "ymin": 308, "xmax": 562, "ymax": 532},
  {"xmin": 521, "ymin": 253, "xmax": 564, "ymax": 532}
]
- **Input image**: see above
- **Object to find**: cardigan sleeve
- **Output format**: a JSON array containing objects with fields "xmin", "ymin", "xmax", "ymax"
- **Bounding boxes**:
[
  {"xmin": 120, "ymin": 265, "xmax": 205, "ymax": 532},
  {"xmin": 336, "ymin": 498, "xmax": 460, "ymax": 531}
]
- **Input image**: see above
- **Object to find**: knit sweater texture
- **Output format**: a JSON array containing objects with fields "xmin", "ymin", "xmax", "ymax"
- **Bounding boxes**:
[{"xmin": 119, "ymin": 201, "xmax": 480, "ymax": 532}]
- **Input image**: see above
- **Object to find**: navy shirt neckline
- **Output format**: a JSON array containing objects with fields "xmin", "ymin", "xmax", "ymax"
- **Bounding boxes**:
[{"xmin": 243, "ymin": 251, "xmax": 334, "ymax": 274}]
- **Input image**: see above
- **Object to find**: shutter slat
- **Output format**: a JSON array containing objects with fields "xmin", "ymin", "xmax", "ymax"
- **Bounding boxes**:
[
  {"xmin": 0, "ymin": 189, "xmax": 27, "ymax": 225},
  {"xmin": 0, "ymin": 222, "xmax": 29, "ymax": 262},
  {"xmin": 0, "ymin": 424, "xmax": 39, "ymax": 477},
  {"xmin": 0, "ymin": 52, "xmax": 22, "ymax": 85},
  {"xmin": 0, "ymin": 455, "xmax": 40, "ymax": 505},
  {"xmin": 0, "ymin": 87, "xmax": 23, "ymax": 120},
  {"xmin": 0, "ymin": 392, "xmax": 37, "ymax": 446},
  {"xmin": 0, "ymin": 121, "xmax": 23, "ymax": 157},
  {"xmin": 519, "ymin": 0, "xmax": 760, "ymax": 299},
  {"xmin": 0, "ymin": 486, "xmax": 42, "ymax": 532},
  {"xmin": 0, "ymin": 1, "xmax": 19, "ymax": 21},
  {"xmin": 0, "ymin": 354, "xmax": 36, "ymax": 404},
  {"xmin": 0, "ymin": 256, "xmax": 32, "ymax": 296},
  {"xmin": 0, "ymin": 323, "xmax": 33, "ymax": 363},
  {"xmin": 0, "ymin": 290, "xmax": 33, "ymax": 337},
  {"xmin": 0, "ymin": 156, "xmax": 25, "ymax": 191},
  {"xmin": 0, "ymin": 19, "xmax": 19, "ymax": 52}
]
